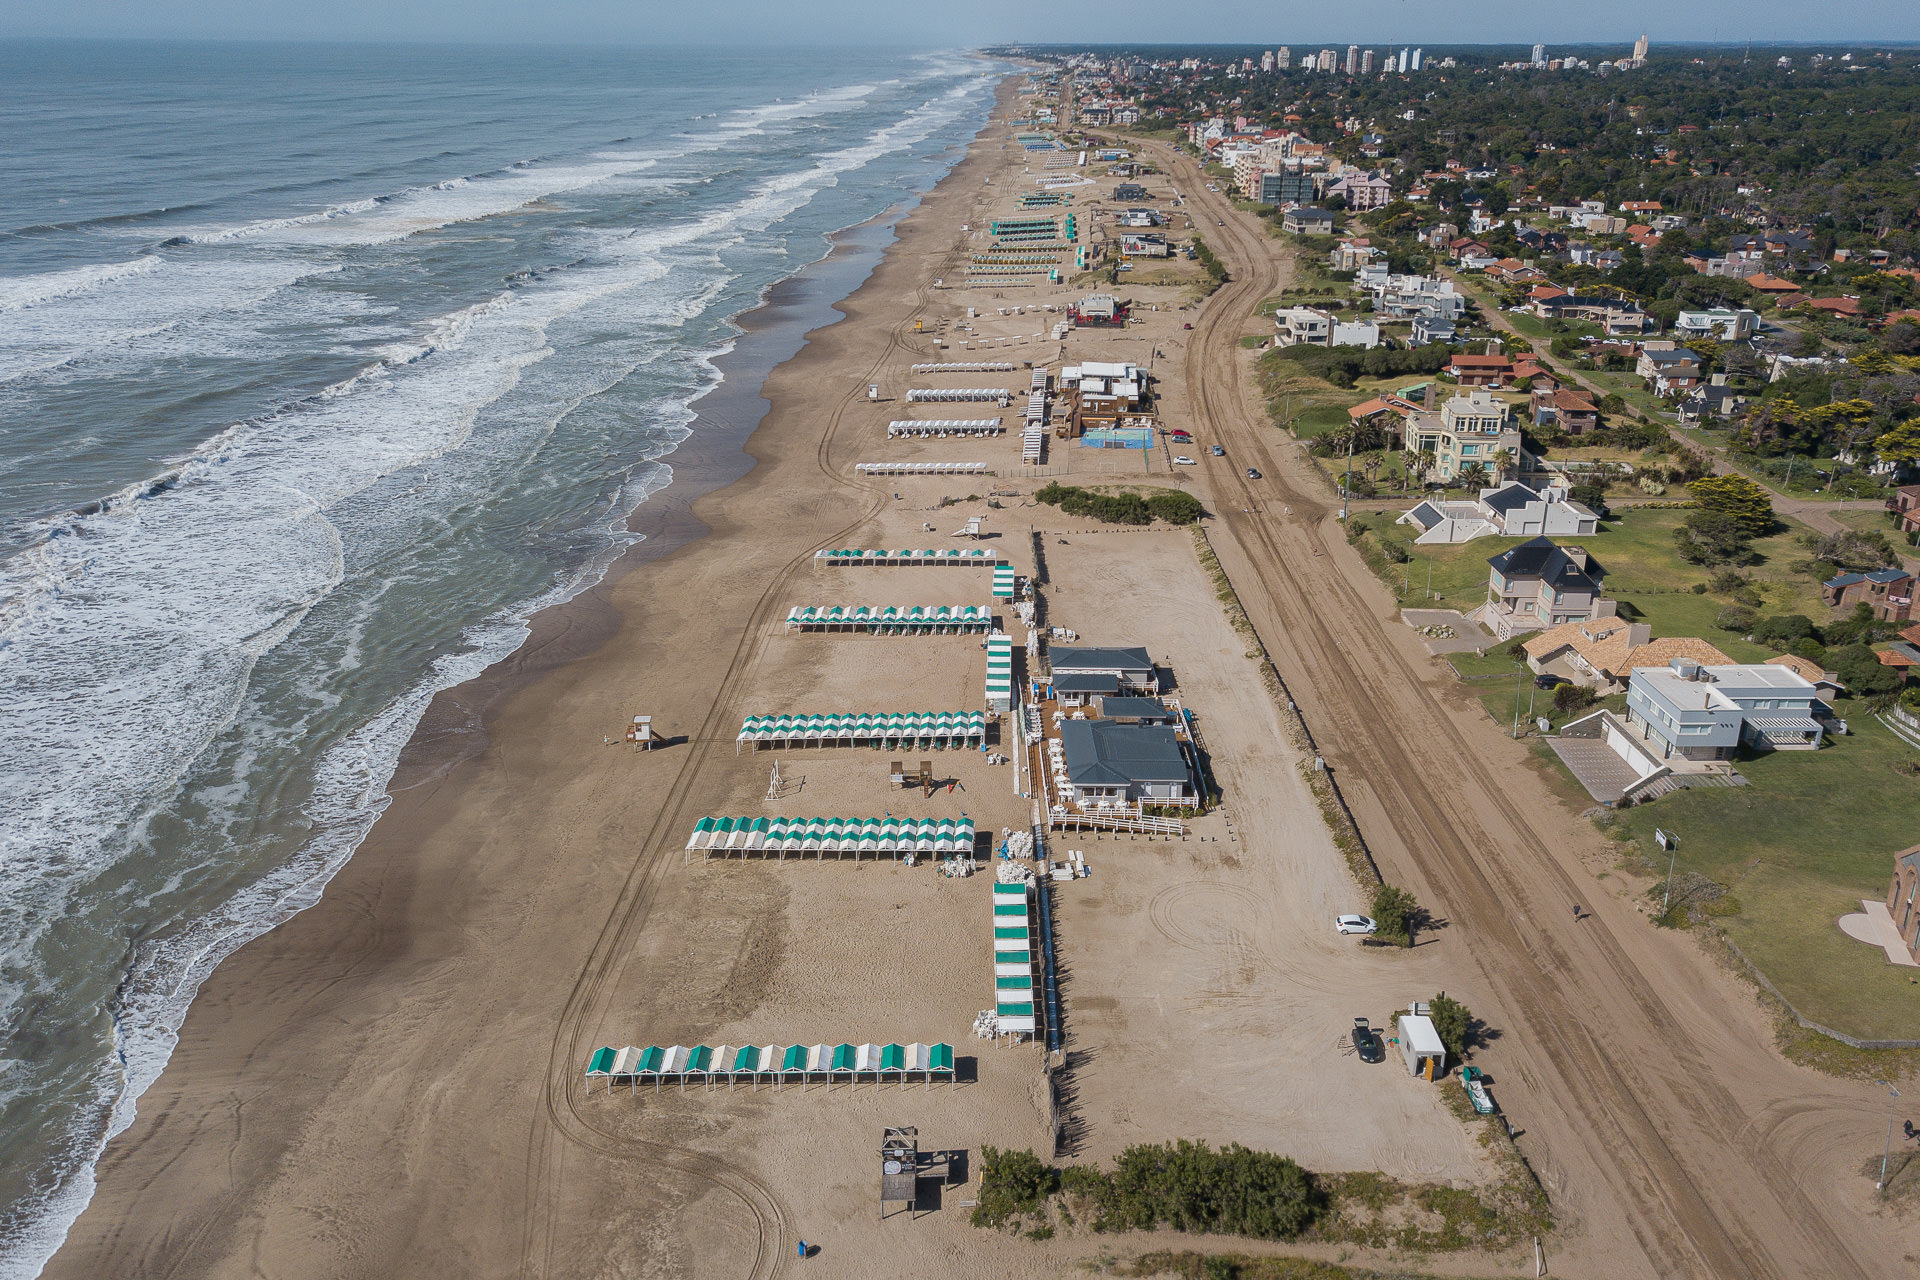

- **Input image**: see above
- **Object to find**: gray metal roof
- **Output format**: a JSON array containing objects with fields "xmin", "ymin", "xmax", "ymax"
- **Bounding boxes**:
[
  {"xmin": 1479, "ymin": 482, "xmax": 1542, "ymax": 516},
  {"xmin": 1487, "ymin": 537, "xmax": 1601, "ymax": 594},
  {"xmin": 1053, "ymin": 672, "xmax": 1120, "ymax": 693},
  {"xmin": 1059, "ymin": 720, "xmax": 1191, "ymax": 787},
  {"xmin": 1049, "ymin": 645, "xmax": 1152, "ymax": 673},
  {"xmin": 1099, "ymin": 697, "xmax": 1171, "ymax": 720}
]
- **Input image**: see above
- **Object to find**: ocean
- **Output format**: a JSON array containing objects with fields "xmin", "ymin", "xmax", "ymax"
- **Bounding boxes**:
[{"xmin": 0, "ymin": 39, "xmax": 1000, "ymax": 1274}]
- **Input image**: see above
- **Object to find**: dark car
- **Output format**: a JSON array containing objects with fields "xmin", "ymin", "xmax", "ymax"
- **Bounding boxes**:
[
  {"xmin": 1246, "ymin": 467, "xmax": 1262, "ymax": 480},
  {"xmin": 1533, "ymin": 674, "xmax": 1569, "ymax": 691},
  {"xmin": 1351, "ymin": 1018, "xmax": 1385, "ymax": 1063}
]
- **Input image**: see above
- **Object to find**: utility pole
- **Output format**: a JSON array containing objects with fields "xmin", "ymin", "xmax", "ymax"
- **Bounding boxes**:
[
  {"xmin": 1512, "ymin": 665, "xmax": 1525, "ymax": 738},
  {"xmin": 1877, "ymin": 1081, "xmax": 1902, "ymax": 1192},
  {"xmin": 1341, "ymin": 432, "xmax": 1356, "ymax": 520},
  {"xmin": 1426, "ymin": 554, "xmax": 1435, "ymax": 600}
]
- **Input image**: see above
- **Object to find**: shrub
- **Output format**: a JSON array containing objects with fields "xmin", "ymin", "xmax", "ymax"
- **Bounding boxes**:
[
  {"xmin": 1371, "ymin": 883, "xmax": 1420, "ymax": 944},
  {"xmin": 1552, "ymin": 683, "xmax": 1599, "ymax": 715},
  {"xmin": 1687, "ymin": 474, "xmax": 1775, "ymax": 538},
  {"xmin": 1099, "ymin": 1140, "xmax": 1325, "ymax": 1240},
  {"xmin": 1147, "ymin": 490, "xmax": 1206, "ymax": 525},
  {"xmin": 973, "ymin": 1147, "xmax": 1058, "ymax": 1228},
  {"xmin": 1714, "ymin": 605, "xmax": 1758, "ymax": 632},
  {"xmin": 1751, "ymin": 613, "xmax": 1816, "ymax": 647},
  {"xmin": 1428, "ymin": 992, "xmax": 1474, "ymax": 1062}
]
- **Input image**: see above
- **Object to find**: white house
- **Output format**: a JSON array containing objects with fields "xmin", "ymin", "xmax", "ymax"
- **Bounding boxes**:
[
  {"xmin": 1674, "ymin": 308, "xmax": 1759, "ymax": 341},
  {"xmin": 1331, "ymin": 319, "xmax": 1381, "ymax": 349},
  {"xmin": 1274, "ymin": 306, "xmax": 1333, "ymax": 346},
  {"xmin": 1398, "ymin": 481, "xmax": 1600, "ymax": 544},
  {"xmin": 1621, "ymin": 658, "xmax": 1826, "ymax": 760}
]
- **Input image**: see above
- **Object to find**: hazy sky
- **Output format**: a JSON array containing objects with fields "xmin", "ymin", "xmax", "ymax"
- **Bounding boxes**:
[{"xmin": 2, "ymin": 0, "xmax": 1917, "ymax": 48}]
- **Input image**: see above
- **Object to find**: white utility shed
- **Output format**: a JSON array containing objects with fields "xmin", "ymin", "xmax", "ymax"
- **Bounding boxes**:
[{"xmin": 1397, "ymin": 1014, "xmax": 1447, "ymax": 1080}]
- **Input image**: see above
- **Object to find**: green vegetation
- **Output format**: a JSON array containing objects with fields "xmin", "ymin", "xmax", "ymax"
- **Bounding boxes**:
[
  {"xmin": 1191, "ymin": 234, "xmax": 1228, "ymax": 286},
  {"xmin": 1369, "ymin": 884, "xmax": 1419, "ymax": 946},
  {"xmin": 1427, "ymin": 993, "xmax": 1474, "ymax": 1062},
  {"xmin": 972, "ymin": 1146, "xmax": 1059, "ymax": 1228},
  {"xmin": 975, "ymin": 1131, "xmax": 1551, "ymax": 1255},
  {"xmin": 1261, "ymin": 340, "xmax": 1452, "ymax": 392},
  {"xmin": 1036, "ymin": 483, "xmax": 1204, "ymax": 526},
  {"xmin": 1611, "ymin": 716, "xmax": 1920, "ymax": 1042}
]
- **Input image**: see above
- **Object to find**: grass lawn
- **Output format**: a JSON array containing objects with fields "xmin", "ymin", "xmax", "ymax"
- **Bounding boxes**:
[
  {"xmin": 1614, "ymin": 716, "xmax": 1920, "ymax": 1041},
  {"xmin": 1358, "ymin": 506, "xmax": 1832, "ymax": 649}
]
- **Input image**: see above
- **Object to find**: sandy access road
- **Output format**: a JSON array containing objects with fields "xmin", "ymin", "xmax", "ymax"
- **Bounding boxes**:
[{"xmin": 1127, "ymin": 137, "xmax": 1916, "ymax": 1278}]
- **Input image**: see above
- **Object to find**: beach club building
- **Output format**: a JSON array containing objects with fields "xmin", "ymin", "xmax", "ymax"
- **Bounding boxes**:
[
  {"xmin": 1057, "ymin": 718, "xmax": 1197, "ymax": 807},
  {"xmin": 1044, "ymin": 644, "xmax": 1158, "ymax": 705}
]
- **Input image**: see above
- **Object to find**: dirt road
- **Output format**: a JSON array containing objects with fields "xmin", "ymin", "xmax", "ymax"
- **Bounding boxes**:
[{"xmin": 1135, "ymin": 138, "xmax": 1909, "ymax": 1279}]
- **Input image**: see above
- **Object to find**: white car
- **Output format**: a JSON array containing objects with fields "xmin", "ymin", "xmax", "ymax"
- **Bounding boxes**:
[
  {"xmin": 1173, "ymin": 455, "xmax": 1196, "ymax": 465},
  {"xmin": 1335, "ymin": 914, "xmax": 1377, "ymax": 935}
]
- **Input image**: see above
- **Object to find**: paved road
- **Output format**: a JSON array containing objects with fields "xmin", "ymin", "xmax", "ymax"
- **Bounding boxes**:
[{"xmin": 1134, "ymin": 137, "xmax": 1902, "ymax": 1280}]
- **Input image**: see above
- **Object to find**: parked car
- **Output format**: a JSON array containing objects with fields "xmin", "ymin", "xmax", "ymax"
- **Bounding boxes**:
[
  {"xmin": 1211, "ymin": 445, "xmax": 1225, "ymax": 456},
  {"xmin": 1217, "ymin": 218, "xmax": 1225, "ymax": 226},
  {"xmin": 1246, "ymin": 467, "xmax": 1262, "ymax": 479},
  {"xmin": 1183, "ymin": 322, "xmax": 1193, "ymax": 330},
  {"xmin": 1533, "ymin": 674, "xmax": 1569, "ymax": 691},
  {"xmin": 1351, "ymin": 1018, "xmax": 1385, "ymax": 1063},
  {"xmin": 1173, "ymin": 455, "xmax": 1196, "ymax": 466},
  {"xmin": 1335, "ymin": 914, "xmax": 1377, "ymax": 935}
]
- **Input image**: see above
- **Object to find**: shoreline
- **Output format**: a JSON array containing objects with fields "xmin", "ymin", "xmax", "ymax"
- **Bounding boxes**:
[
  {"xmin": 389, "ymin": 204, "xmax": 950, "ymax": 792},
  {"xmin": 44, "ymin": 74, "xmax": 1021, "ymax": 1279}
]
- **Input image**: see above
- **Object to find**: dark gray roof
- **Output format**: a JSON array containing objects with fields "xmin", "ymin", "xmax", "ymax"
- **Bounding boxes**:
[
  {"xmin": 1050, "ymin": 645, "xmax": 1152, "ymax": 673},
  {"xmin": 1487, "ymin": 537, "xmax": 1601, "ymax": 594},
  {"xmin": 1479, "ymin": 482, "xmax": 1542, "ymax": 516},
  {"xmin": 1053, "ymin": 672, "xmax": 1120, "ymax": 693},
  {"xmin": 1288, "ymin": 207, "xmax": 1333, "ymax": 221},
  {"xmin": 1404, "ymin": 500, "xmax": 1445, "ymax": 531},
  {"xmin": 1060, "ymin": 720, "xmax": 1191, "ymax": 788},
  {"xmin": 1099, "ymin": 696, "xmax": 1172, "ymax": 720},
  {"xmin": 1642, "ymin": 347, "xmax": 1697, "ymax": 366}
]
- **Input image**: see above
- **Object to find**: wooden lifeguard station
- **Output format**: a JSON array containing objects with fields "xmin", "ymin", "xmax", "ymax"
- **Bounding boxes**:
[
  {"xmin": 626, "ymin": 716, "xmax": 656, "ymax": 751},
  {"xmin": 880, "ymin": 1127, "xmax": 920, "ymax": 1220}
]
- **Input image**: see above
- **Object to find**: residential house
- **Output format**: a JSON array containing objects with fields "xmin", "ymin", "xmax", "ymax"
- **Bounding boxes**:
[
  {"xmin": 1798, "ymin": 296, "xmax": 1863, "ymax": 318},
  {"xmin": 1274, "ymin": 306, "xmax": 1334, "ymax": 347},
  {"xmin": 1524, "ymin": 619, "xmax": 1733, "ymax": 691},
  {"xmin": 1411, "ymin": 314, "xmax": 1456, "ymax": 344},
  {"xmin": 1676, "ymin": 378, "xmax": 1743, "ymax": 424},
  {"xmin": 1622, "ymin": 658, "xmax": 1826, "ymax": 758},
  {"xmin": 1744, "ymin": 272, "xmax": 1802, "ymax": 295},
  {"xmin": 1282, "ymin": 207, "xmax": 1335, "ymax": 235},
  {"xmin": 1532, "ymin": 387, "xmax": 1602, "ymax": 433},
  {"xmin": 1330, "ymin": 239, "xmax": 1382, "ymax": 272},
  {"xmin": 1636, "ymin": 345, "xmax": 1703, "ymax": 394},
  {"xmin": 1399, "ymin": 481, "xmax": 1600, "ymax": 544},
  {"xmin": 1446, "ymin": 353, "xmax": 1513, "ymax": 386},
  {"xmin": 1401, "ymin": 388, "xmax": 1527, "ymax": 484},
  {"xmin": 1510, "ymin": 358, "xmax": 1554, "ymax": 388},
  {"xmin": 1822, "ymin": 568, "xmax": 1918, "ymax": 622},
  {"xmin": 1057, "ymin": 718, "xmax": 1196, "ymax": 807},
  {"xmin": 1368, "ymin": 274, "xmax": 1465, "ymax": 321},
  {"xmin": 1487, "ymin": 258, "xmax": 1548, "ymax": 284},
  {"xmin": 1534, "ymin": 293, "xmax": 1649, "ymax": 334},
  {"xmin": 1674, "ymin": 308, "xmax": 1759, "ymax": 341},
  {"xmin": 1330, "ymin": 319, "xmax": 1381, "ymax": 348},
  {"xmin": 1477, "ymin": 536, "xmax": 1614, "ymax": 638},
  {"xmin": 1119, "ymin": 232, "xmax": 1170, "ymax": 258},
  {"xmin": 1887, "ymin": 845, "xmax": 1920, "ymax": 965},
  {"xmin": 1046, "ymin": 644, "xmax": 1158, "ymax": 706},
  {"xmin": 1885, "ymin": 484, "xmax": 1920, "ymax": 536},
  {"xmin": 1447, "ymin": 236, "xmax": 1492, "ymax": 260}
]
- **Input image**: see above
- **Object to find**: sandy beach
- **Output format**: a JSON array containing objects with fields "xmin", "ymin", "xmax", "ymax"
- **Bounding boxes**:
[{"xmin": 45, "ymin": 70, "xmax": 1917, "ymax": 1280}]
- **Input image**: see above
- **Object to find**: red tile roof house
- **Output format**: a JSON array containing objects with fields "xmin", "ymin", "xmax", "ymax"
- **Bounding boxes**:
[
  {"xmin": 1446, "ymin": 354, "xmax": 1514, "ymax": 387},
  {"xmin": 1511, "ymin": 361, "xmax": 1557, "ymax": 390},
  {"xmin": 1824, "ymin": 567, "xmax": 1918, "ymax": 622},
  {"xmin": 1888, "ymin": 845, "xmax": 1920, "ymax": 965},
  {"xmin": 1799, "ymin": 296, "xmax": 1863, "ymax": 318},
  {"xmin": 1744, "ymin": 273, "xmax": 1802, "ymax": 294},
  {"xmin": 1447, "ymin": 237, "xmax": 1492, "ymax": 260},
  {"xmin": 1532, "ymin": 387, "xmax": 1601, "ymax": 433},
  {"xmin": 1486, "ymin": 258, "xmax": 1548, "ymax": 283}
]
